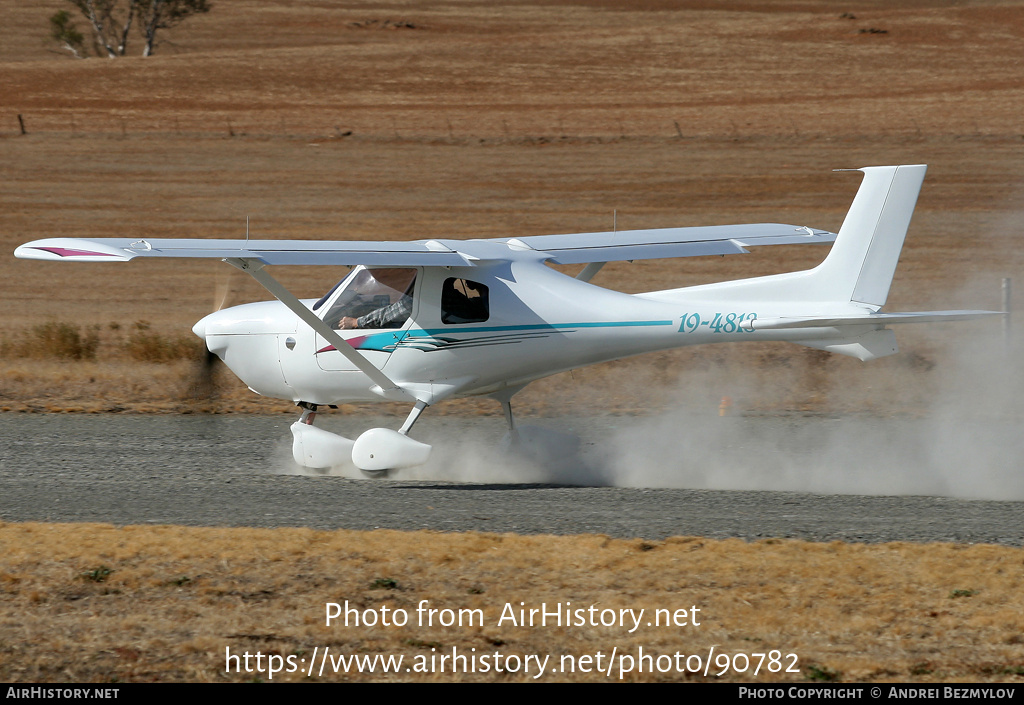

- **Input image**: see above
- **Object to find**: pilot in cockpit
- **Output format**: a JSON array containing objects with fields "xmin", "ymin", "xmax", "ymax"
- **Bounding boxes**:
[{"xmin": 329, "ymin": 268, "xmax": 416, "ymax": 330}]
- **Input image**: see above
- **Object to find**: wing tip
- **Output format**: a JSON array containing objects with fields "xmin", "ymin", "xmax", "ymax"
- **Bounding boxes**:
[{"xmin": 14, "ymin": 239, "xmax": 134, "ymax": 262}]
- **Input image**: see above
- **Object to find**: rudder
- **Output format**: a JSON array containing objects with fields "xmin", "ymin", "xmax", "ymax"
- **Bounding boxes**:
[{"xmin": 816, "ymin": 165, "xmax": 927, "ymax": 307}]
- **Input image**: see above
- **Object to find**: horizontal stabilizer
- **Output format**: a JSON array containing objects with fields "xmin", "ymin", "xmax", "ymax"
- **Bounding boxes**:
[{"xmin": 751, "ymin": 310, "xmax": 1002, "ymax": 330}]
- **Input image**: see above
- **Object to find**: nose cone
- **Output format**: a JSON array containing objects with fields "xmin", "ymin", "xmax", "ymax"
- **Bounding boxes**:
[
  {"xmin": 191, "ymin": 307, "xmax": 248, "ymax": 362},
  {"xmin": 192, "ymin": 310, "xmax": 231, "ymax": 359},
  {"xmin": 192, "ymin": 314, "xmax": 211, "ymax": 341},
  {"xmin": 186, "ymin": 302, "xmax": 297, "ymax": 400}
]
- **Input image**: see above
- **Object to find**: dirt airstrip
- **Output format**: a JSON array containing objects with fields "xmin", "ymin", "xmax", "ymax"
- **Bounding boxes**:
[{"xmin": 1, "ymin": 0, "xmax": 1023, "ymax": 683}]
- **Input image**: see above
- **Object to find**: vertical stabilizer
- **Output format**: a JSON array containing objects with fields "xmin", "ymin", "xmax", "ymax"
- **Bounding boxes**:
[
  {"xmin": 816, "ymin": 165, "xmax": 927, "ymax": 307},
  {"xmin": 639, "ymin": 164, "xmax": 929, "ymax": 307}
]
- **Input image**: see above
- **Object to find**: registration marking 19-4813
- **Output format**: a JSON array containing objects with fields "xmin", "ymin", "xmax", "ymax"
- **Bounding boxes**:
[{"xmin": 678, "ymin": 312, "xmax": 758, "ymax": 334}]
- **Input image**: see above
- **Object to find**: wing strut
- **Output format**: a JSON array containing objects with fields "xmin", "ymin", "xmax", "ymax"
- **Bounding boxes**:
[
  {"xmin": 224, "ymin": 258, "xmax": 412, "ymax": 401},
  {"xmin": 575, "ymin": 262, "xmax": 606, "ymax": 282}
]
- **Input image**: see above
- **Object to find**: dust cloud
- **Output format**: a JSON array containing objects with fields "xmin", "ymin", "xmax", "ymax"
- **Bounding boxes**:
[
  {"xmin": 427, "ymin": 319, "xmax": 1020, "ymax": 499},
  {"xmin": 599, "ymin": 321, "xmax": 1023, "ymax": 500},
  {"xmin": 279, "ymin": 316, "xmax": 1021, "ymax": 501}
]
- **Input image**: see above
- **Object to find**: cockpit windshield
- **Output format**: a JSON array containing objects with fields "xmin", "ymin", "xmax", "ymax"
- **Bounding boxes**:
[{"xmin": 321, "ymin": 267, "xmax": 417, "ymax": 330}]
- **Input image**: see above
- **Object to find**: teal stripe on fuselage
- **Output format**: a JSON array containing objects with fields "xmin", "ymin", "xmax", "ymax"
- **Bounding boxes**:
[
  {"xmin": 351, "ymin": 319, "xmax": 675, "ymax": 351},
  {"xmin": 417, "ymin": 319, "xmax": 674, "ymax": 336}
]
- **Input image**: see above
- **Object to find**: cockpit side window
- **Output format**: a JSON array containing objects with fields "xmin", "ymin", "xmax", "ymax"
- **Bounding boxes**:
[
  {"xmin": 441, "ymin": 278, "xmax": 489, "ymax": 324},
  {"xmin": 322, "ymin": 267, "xmax": 417, "ymax": 330}
]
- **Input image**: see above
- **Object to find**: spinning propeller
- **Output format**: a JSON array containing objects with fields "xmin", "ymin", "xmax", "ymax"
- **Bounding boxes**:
[{"xmin": 188, "ymin": 269, "xmax": 234, "ymax": 401}]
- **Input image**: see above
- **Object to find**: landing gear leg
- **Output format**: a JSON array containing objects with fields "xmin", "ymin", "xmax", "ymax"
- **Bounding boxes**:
[
  {"xmin": 492, "ymin": 386, "xmax": 525, "ymax": 447},
  {"xmin": 398, "ymin": 400, "xmax": 429, "ymax": 436},
  {"xmin": 297, "ymin": 401, "xmax": 318, "ymax": 426},
  {"xmin": 500, "ymin": 398, "xmax": 520, "ymax": 445}
]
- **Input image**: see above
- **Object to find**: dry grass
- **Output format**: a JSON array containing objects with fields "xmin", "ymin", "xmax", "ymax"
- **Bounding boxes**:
[
  {"xmin": 123, "ymin": 321, "xmax": 203, "ymax": 363},
  {"xmin": 1, "ymin": 522, "xmax": 1021, "ymax": 683},
  {"xmin": 1, "ymin": 321, "xmax": 100, "ymax": 361},
  {"xmin": 0, "ymin": 321, "xmax": 264, "ymax": 413}
]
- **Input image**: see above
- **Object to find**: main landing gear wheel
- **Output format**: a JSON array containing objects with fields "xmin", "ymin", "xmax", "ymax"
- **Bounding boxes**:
[{"xmin": 290, "ymin": 401, "xmax": 433, "ymax": 476}]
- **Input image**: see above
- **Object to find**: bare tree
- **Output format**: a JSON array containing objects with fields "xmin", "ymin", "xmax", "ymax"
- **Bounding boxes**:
[
  {"xmin": 63, "ymin": 0, "xmax": 136, "ymax": 57},
  {"xmin": 48, "ymin": 0, "xmax": 210, "ymax": 58},
  {"xmin": 141, "ymin": 0, "xmax": 210, "ymax": 57}
]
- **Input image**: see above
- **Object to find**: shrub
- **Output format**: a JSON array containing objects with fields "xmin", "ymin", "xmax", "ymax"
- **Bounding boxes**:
[
  {"xmin": 1, "ymin": 321, "xmax": 99, "ymax": 360},
  {"xmin": 126, "ymin": 321, "xmax": 202, "ymax": 362}
]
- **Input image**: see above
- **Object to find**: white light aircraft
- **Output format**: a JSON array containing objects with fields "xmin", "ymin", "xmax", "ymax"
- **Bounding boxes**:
[{"xmin": 15, "ymin": 165, "xmax": 998, "ymax": 475}]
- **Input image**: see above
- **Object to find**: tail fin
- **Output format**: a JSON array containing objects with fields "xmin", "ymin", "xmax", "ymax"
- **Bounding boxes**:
[
  {"xmin": 654, "ymin": 165, "xmax": 927, "ymax": 306},
  {"xmin": 814, "ymin": 164, "xmax": 927, "ymax": 307},
  {"xmin": 639, "ymin": 164, "xmax": 1004, "ymax": 361},
  {"xmin": 741, "ymin": 165, "xmax": 1000, "ymax": 360}
]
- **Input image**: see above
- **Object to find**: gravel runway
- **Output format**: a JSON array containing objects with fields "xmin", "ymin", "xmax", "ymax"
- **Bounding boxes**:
[{"xmin": 1, "ymin": 413, "xmax": 1021, "ymax": 545}]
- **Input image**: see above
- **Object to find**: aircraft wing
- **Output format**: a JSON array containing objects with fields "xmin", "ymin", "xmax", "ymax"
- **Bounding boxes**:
[
  {"xmin": 15, "ymin": 223, "xmax": 835, "ymax": 267},
  {"xmin": 13, "ymin": 238, "xmax": 473, "ymax": 266},
  {"xmin": 502, "ymin": 223, "xmax": 836, "ymax": 264}
]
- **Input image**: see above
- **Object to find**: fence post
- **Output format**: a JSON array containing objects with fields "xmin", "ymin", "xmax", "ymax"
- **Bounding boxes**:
[{"xmin": 1002, "ymin": 277, "xmax": 1012, "ymax": 351}]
